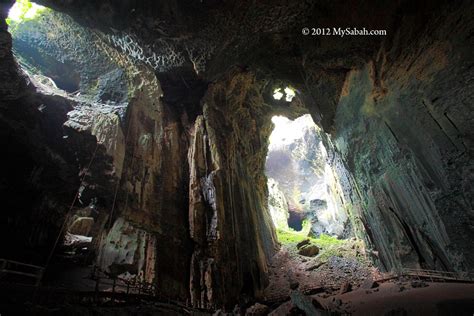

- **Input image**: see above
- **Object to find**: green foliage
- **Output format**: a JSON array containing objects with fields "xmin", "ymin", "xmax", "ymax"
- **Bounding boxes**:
[
  {"xmin": 276, "ymin": 228, "xmax": 370, "ymax": 264},
  {"xmin": 276, "ymin": 229, "xmax": 312, "ymax": 244},
  {"xmin": 7, "ymin": 0, "xmax": 47, "ymax": 30},
  {"xmin": 276, "ymin": 228, "xmax": 342, "ymax": 247},
  {"xmin": 315, "ymin": 233, "xmax": 344, "ymax": 247}
]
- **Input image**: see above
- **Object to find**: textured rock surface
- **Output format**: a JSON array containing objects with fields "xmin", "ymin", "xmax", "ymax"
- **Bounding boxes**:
[
  {"xmin": 298, "ymin": 244, "xmax": 320, "ymax": 257},
  {"xmin": 0, "ymin": 4, "xmax": 194, "ymax": 300},
  {"xmin": 329, "ymin": 5, "xmax": 474, "ymax": 271},
  {"xmin": 97, "ymin": 217, "xmax": 156, "ymax": 282},
  {"xmin": 11, "ymin": 9, "xmax": 129, "ymax": 103},
  {"xmin": 267, "ymin": 178, "xmax": 290, "ymax": 230},
  {"xmin": 0, "ymin": 0, "xmax": 473, "ymax": 312},
  {"xmin": 188, "ymin": 71, "xmax": 284, "ymax": 308}
]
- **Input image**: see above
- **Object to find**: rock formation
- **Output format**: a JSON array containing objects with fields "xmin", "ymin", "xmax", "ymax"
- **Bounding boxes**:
[{"xmin": 0, "ymin": 0, "xmax": 473, "ymax": 312}]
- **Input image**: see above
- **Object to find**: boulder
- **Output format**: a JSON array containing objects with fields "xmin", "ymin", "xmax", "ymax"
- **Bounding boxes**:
[
  {"xmin": 245, "ymin": 303, "xmax": 270, "ymax": 316},
  {"xmin": 298, "ymin": 244, "xmax": 320, "ymax": 257},
  {"xmin": 296, "ymin": 239, "xmax": 310, "ymax": 249},
  {"xmin": 290, "ymin": 291, "xmax": 325, "ymax": 315}
]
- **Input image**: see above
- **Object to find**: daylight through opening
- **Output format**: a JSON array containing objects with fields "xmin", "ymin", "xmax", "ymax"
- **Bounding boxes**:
[{"xmin": 266, "ymin": 115, "xmax": 350, "ymax": 242}]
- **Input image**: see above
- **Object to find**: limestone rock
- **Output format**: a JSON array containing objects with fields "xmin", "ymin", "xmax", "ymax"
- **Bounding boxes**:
[
  {"xmin": 245, "ymin": 303, "xmax": 270, "ymax": 316},
  {"xmin": 267, "ymin": 178, "xmax": 290, "ymax": 230},
  {"xmin": 339, "ymin": 281, "xmax": 352, "ymax": 294},
  {"xmin": 63, "ymin": 232, "xmax": 92, "ymax": 248},
  {"xmin": 1, "ymin": 0, "xmax": 474, "ymax": 311},
  {"xmin": 97, "ymin": 217, "xmax": 156, "ymax": 283},
  {"xmin": 188, "ymin": 71, "xmax": 279, "ymax": 308},
  {"xmin": 296, "ymin": 238, "xmax": 310, "ymax": 249},
  {"xmin": 298, "ymin": 244, "xmax": 320, "ymax": 257},
  {"xmin": 361, "ymin": 277, "xmax": 378, "ymax": 289}
]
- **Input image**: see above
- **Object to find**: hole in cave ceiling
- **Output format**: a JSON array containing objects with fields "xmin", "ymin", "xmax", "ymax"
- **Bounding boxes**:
[
  {"xmin": 273, "ymin": 86, "xmax": 296, "ymax": 102},
  {"xmin": 8, "ymin": 0, "xmax": 82, "ymax": 94},
  {"xmin": 7, "ymin": 0, "xmax": 45, "ymax": 24}
]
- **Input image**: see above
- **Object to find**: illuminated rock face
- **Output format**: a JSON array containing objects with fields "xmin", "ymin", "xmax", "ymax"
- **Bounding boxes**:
[
  {"xmin": 188, "ymin": 72, "xmax": 279, "ymax": 308},
  {"xmin": 332, "ymin": 55, "xmax": 473, "ymax": 271},
  {"xmin": 267, "ymin": 178, "xmax": 289, "ymax": 231}
]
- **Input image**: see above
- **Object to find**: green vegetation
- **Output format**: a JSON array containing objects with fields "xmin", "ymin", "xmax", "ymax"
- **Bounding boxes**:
[
  {"xmin": 6, "ymin": 0, "xmax": 47, "ymax": 27},
  {"xmin": 276, "ymin": 228, "xmax": 342, "ymax": 247},
  {"xmin": 276, "ymin": 228, "xmax": 369, "ymax": 264},
  {"xmin": 276, "ymin": 228, "xmax": 313, "ymax": 244}
]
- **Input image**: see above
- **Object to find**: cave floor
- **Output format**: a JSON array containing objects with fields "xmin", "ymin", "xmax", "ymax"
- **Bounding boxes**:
[
  {"xmin": 315, "ymin": 281, "xmax": 474, "ymax": 315},
  {"xmin": 263, "ymin": 239, "xmax": 380, "ymax": 301},
  {"xmin": 263, "ymin": 242, "xmax": 474, "ymax": 315}
]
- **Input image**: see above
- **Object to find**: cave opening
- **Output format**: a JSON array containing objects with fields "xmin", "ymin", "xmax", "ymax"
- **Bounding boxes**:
[
  {"xmin": 272, "ymin": 86, "xmax": 296, "ymax": 102},
  {"xmin": 265, "ymin": 114, "xmax": 349, "ymax": 239},
  {"xmin": 287, "ymin": 210, "xmax": 304, "ymax": 231},
  {"xmin": 7, "ymin": 0, "xmax": 82, "ymax": 93}
]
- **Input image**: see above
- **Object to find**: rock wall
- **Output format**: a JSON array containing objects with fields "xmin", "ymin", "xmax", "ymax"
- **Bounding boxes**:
[
  {"xmin": 0, "ymin": 1, "xmax": 85, "ymax": 261},
  {"xmin": 188, "ymin": 71, "xmax": 280, "ymax": 308},
  {"xmin": 97, "ymin": 65, "xmax": 194, "ymax": 300},
  {"xmin": 267, "ymin": 178, "xmax": 289, "ymax": 231},
  {"xmin": 329, "ymin": 3, "xmax": 474, "ymax": 271},
  {"xmin": 1, "ymin": 3, "xmax": 194, "ymax": 299},
  {"xmin": 97, "ymin": 217, "xmax": 157, "ymax": 283},
  {"xmin": 1, "ymin": 0, "xmax": 473, "ymax": 309}
]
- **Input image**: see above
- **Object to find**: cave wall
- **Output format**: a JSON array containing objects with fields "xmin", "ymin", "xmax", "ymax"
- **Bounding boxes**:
[
  {"xmin": 329, "ymin": 3, "xmax": 474, "ymax": 271},
  {"xmin": 0, "ymin": 3, "xmax": 194, "ymax": 299},
  {"xmin": 1, "ymin": 1, "xmax": 283, "ymax": 305},
  {"xmin": 1, "ymin": 0, "xmax": 473, "ymax": 310},
  {"xmin": 94, "ymin": 63, "xmax": 194, "ymax": 300},
  {"xmin": 188, "ymin": 70, "xmax": 280, "ymax": 308},
  {"xmin": 0, "ymin": 0, "xmax": 80, "ymax": 261}
]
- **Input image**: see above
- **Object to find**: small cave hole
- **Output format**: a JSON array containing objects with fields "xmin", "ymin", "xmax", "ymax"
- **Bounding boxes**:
[
  {"xmin": 287, "ymin": 209, "xmax": 305, "ymax": 231},
  {"xmin": 272, "ymin": 86, "xmax": 296, "ymax": 102}
]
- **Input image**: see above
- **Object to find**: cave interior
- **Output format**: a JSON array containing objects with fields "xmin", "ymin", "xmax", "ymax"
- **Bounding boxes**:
[{"xmin": 0, "ymin": 0, "xmax": 473, "ymax": 315}]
